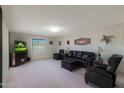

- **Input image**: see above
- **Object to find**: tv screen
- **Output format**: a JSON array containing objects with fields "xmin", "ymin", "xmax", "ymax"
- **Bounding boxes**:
[{"xmin": 15, "ymin": 41, "xmax": 27, "ymax": 52}]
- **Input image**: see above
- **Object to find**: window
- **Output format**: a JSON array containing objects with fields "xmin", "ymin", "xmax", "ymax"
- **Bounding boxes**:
[{"xmin": 32, "ymin": 38, "xmax": 46, "ymax": 52}]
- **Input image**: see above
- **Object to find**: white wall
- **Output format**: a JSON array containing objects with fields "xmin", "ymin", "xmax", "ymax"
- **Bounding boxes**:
[
  {"xmin": 10, "ymin": 32, "xmax": 57, "ymax": 61},
  {"xmin": 56, "ymin": 24, "xmax": 124, "ymax": 73},
  {"xmin": 2, "ymin": 19, "xmax": 9, "ymax": 87}
]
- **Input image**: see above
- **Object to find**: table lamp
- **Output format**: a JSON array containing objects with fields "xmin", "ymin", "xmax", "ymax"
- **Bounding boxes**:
[{"xmin": 97, "ymin": 47, "xmax": 103, "ymax": 57}]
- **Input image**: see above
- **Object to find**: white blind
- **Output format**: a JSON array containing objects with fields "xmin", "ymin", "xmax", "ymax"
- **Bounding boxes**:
[{"xmin": 32, "ymin": 38, "xmax": 46, "ymax": 52}]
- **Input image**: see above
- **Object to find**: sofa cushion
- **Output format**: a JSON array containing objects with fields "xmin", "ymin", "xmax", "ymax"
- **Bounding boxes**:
[
  {"xmin": 72, "ymin": 51, "xmax": 77, "ymax": 57},
  {"xmin": 82, "ymin": 54, "xmax": 88, "ymax": 59},
  {"xmin": 75, "ymin": 51, "xmax": 83, "ymax": 59},
  {"xmin": 82, "ymin": 52, "xmax": 95, "ymax": 59},
  {"xmin": 67, "ymin": 51, "xmax": 73, "ymax": 57}
]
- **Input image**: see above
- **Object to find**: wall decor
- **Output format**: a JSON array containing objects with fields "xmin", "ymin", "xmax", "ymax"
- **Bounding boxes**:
[
  {"xmin": 49, "ymin": 41, "xmax": 53, "ymax": 45},
  {"xmin": 74, "ymin": 38, "xmax": 91, "ymax": 45},
  {"xmin": 59, "ymin": 41, "xmax": 61, "ymax": 46},
  {"xmin": 101, "ymin": 35, "xmax": 114, "ymax": 44},
  {"xmin": 67, "ymin": 40, "xmax": 70, "ymax": 45}
]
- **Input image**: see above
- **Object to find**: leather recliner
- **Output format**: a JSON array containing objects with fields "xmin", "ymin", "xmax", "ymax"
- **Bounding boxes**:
[
  {"xmin": 85, "ymin": 54, "xmax": 123, "ymax": 88},
  {"xmin": 53, "ymin": 49, "xmax": 65, "ymax": 60}
]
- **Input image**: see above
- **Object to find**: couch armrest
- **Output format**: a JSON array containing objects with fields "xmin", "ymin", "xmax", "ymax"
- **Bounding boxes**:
[
  {"xmin": 54, "ymin": 53, "xmax": 59, "ymax": 55},
  {"xmin": 94, "ymin": 63, "xmax": 108, "ymax": 70},
  {"xmin": 86, "ymin": 66, "xmax": 113, "ymax": 78},
  {"xmin": 87, "ymin": 57, "xmax": 96, "ymax": 66}
]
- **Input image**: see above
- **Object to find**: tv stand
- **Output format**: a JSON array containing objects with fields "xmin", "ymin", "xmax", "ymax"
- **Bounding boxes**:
[{"xmin": 10, "ymin": 50, "xmax": 31, "ymax": 67}]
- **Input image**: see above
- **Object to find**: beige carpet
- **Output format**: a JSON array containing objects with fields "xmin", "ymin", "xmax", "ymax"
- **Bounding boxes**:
[{"xmin": 7, "ymin": 59, "xmax": 92, "ymax": 88}]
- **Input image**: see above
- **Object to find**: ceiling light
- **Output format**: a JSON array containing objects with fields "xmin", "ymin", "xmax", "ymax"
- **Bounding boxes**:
[
  {"xmin": 50, "ymin": 27, "xmax": 60, "ymax": 32},
  {"xmin": 46, "ymin": 26, "xmax": 62, "ymax": 32}
]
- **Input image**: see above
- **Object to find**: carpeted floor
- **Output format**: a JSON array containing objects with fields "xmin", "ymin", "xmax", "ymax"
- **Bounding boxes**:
[{"xmin": 7, "ymin": 59, "xmax": 92, "ymax": 88}]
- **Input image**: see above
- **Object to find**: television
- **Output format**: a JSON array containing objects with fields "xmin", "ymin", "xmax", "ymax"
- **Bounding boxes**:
[{"xmin": 15, "ymin": 41, "xmax": 27, "ymax": 52}]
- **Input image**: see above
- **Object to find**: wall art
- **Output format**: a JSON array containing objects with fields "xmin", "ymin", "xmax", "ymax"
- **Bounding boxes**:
[{"xmin": 74, "ymin": 38, "xmax": 91, "ymax": 45}]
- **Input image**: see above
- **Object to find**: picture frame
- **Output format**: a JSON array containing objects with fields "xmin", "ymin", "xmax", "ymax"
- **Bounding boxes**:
[
  {"xmin": 49, "ymin": 41, "xmax": 53, "ymax": 45},
  {"xmin": 67, "ymin": 40, "xmax": 70, "ymax": 45},
  {"xmin": 59, "ymin": 41, "xmax": 61, "ymax": 46},
  {"xmin": 74, "ymin": 38, "xmax": 91, "ymax": 45}
]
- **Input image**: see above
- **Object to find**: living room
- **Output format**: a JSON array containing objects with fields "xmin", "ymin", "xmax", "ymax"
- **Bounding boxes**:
[{"xmin": 1, "ymin": 5, "xmax": 124, "ymax": 88}]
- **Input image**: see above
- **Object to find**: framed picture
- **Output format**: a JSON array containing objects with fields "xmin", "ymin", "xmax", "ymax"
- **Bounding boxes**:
[
  {"xmin": 67, "ymin": 40, "xmax": 70, "ymax": 45},
  {"xmin": 59, "ymin": 41, "xmax": 61, "ymax": 46},
  {"xmin": 49, "ymin": 41, "xmax": 53, "ymax": 45},
  {"xmin": 74, "ymin": 38, "xmax": 91, "ymax": 45}
]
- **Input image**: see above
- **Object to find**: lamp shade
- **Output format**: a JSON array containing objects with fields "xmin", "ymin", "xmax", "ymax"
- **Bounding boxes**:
[{"xmin": 97, "ymin": 47, "xmax": 103, "ymax": 53}]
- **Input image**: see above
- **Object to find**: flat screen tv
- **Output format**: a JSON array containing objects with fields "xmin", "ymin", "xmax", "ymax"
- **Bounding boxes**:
[{"xmin": 15, "ymin": 41, "xmax": 27, "ymax": 52}]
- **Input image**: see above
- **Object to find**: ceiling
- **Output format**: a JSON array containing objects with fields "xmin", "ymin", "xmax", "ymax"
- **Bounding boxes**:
[{"xmin": 2, "ymin": 5, "xmax": 124, "ymax": 37}]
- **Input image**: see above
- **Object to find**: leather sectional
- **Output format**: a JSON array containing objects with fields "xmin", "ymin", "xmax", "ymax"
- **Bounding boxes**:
[{"xmin": 61, "ymin": 50, "xmax": 96, "ymax": 71}]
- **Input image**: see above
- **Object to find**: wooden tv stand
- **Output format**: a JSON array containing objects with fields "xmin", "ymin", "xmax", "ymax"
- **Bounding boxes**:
[{"xmin": 10, "ymin": 51, "xmax": 31, "ymax": 67}]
